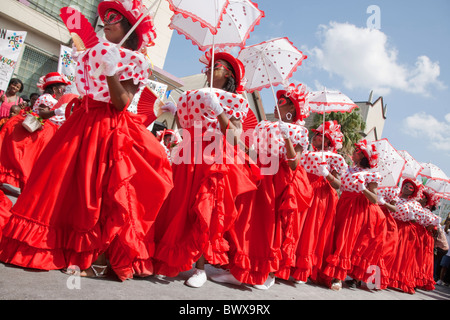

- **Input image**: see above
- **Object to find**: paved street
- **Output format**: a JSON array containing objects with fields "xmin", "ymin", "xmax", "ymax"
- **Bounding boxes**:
[{"xmin": 1, "ymin": 185, "xmax": 449, "ymax": 306}]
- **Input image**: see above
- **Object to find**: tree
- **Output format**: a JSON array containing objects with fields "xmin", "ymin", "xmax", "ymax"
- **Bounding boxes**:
[{"xmin": 310, "ymin": 110, "xmax": 366, "ymax": 164}]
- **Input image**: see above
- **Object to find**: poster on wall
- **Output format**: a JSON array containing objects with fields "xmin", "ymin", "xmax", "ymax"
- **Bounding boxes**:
[
  {"xmin": 58, "ymin": 45, "xmax": 79, "ymax": 95},
  {"xmin": 0, "ymin": 29, "xmax": 27, "ymax": 91}
]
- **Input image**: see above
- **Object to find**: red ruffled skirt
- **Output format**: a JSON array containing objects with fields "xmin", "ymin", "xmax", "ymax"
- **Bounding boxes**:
[
  {"xmin": 0, "ymin": 98, "xmax": 173, "ymax": 281},
  {"xmin": 322, "ymin": 191, "xmax": 387, "ymax": 284},
  {"xmin": 387, "ymin": 220, "xmax": 417, "ymax": 294},
  {"xmin": 0, "ymin": 112, "xmax": 58, "ymax": 189},
  {"xmin": 379, "ymin": 207, "xmax": 399, "ymax": 289},
  {"xmin": 413, "ymin": 223, "xmax": 435, "ymax": 291},
  {"xmin": 226, "ymin": 161, "xmax": 313, "ymax": 285},
  {"xmin": 291, "ymin": 173, "xmax": 338, "ymax": 283},
  {"xmin": 0, "ymin": 190, "xmax": 13, "ymax": 240},
  {"xmin": 152, "ymin": 129, "xmax": 258, "ymax": 277}
]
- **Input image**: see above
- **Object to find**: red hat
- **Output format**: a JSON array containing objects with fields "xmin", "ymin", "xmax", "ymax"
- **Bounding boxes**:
[
  {"xmin": 98, "ymin": 0, "xmax": 157, "ymax": 50},
  {"xmin": 37, "ymin": 72, "xmax": 71, "ymax": 92},
  {"xmin": 202, "ymin": 49, "xmax": 246, "ymax": 94},
  {"xmin": 401, "ymin": 178, "xmax": 422, "ymax": 200},
  {"xmin": 354, "ymin": 139, "xmax": 379, "ymax": 168},
  {"xmin": 420, "ymin": 186, "xmax": 440, "ymax": 208},
  {"xmin": 312, "ymin": 120, "xmax": 344, "ymax": 152},
  {"xmin": 276, "ymin": 83, "xmax": 310, "ymax": 123}
]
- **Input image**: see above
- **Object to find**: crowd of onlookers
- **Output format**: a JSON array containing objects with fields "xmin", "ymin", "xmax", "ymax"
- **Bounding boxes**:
[{"xmin": 435, "ymin": 214, "xmax": 450, "ymax": 286}]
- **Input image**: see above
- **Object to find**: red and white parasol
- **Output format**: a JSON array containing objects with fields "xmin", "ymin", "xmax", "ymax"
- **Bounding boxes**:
[
  {"xmin": 169, "ymin": 0, "xmax": 264, "ymax": 51},
  {"xmin": 166, "ymin": 0, "xmax": 230, "ymax": 34},
  {"xmin": 307, "ymin": 89, "xmax": 358, "ymax": 153},
  {"xmin": 372, "ymin": 138, "xmax": 406, "ymax": 188},
  {"xmin": 418, "ymin": 162, "xmax": 449, "ymax": 182},
  {"xmin": 308, "ymin": 90, "xmax": 359, "ymax": 114},
  {"xmin": 238, "ymin": 37, "xmax": 307, "ymax": 93},
  {"xmin": 397, "ymin": 150, "xmax": 423, "ymax": 179}
]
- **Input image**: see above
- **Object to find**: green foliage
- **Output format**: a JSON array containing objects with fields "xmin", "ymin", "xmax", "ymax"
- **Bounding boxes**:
[{"xmin": 310, "ymin": 109, "xmax": 366, "ymax": 164}]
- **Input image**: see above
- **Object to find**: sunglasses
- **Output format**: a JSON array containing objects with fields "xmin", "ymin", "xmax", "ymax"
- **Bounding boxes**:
[
  {"xmin": 277, "ymin": 97, "xmax": 292, "ymax": 107},
  {"xmin": 103, "ymin": 9, "xmax": 124, "ymax": 25},
  {"xmin": 202, "ymin": 61, "xmax": 234, "ymax": 76}
]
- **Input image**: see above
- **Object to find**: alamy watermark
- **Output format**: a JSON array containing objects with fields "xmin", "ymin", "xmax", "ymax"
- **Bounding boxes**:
[{"xmin": 367, "ymin": 5, "xmax": 381, "ymax": 30}]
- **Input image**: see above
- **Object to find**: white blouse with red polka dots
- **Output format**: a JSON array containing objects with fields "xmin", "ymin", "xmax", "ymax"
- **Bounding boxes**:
[
  {"xmin": 340, "ymin": 166, "xmax": 382, "ymax": 193},
  {"xmin": 416, "ymin": 207, "xmax": 441, "ymax": 227},
  {"xmin": 252, "ymin": 120, "xmax": 309, "ymax": 160},
  {"xmin": 176, "ymin": 88, "xmax": 249, "ymax": 133},
  {"xmin": 378, "ymin": 186, "xmax": 400, "ymax": 203},
  {"xmin": 300, "ymin": 150, "xmax": 348, "ymax": 177},
  {"xmin": 392, "ymin": 198, "xmax": 421, "ymax": 222},
  {"xmin": 74, "ymin": 42, "xmax": 151, "ymax": 103}
]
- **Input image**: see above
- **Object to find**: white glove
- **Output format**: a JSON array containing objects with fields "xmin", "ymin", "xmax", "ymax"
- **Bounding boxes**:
[
  {"xmin": 100, "ymin": 45, "xmax": 120, "ymax": 77},
  {"xmin": 279, "ymin": 121, "xmax": 290, "ymax": 139},
  {"xmin": 203, "ymin": 93, "xmax": 224, "ymax": 116},
  {"xmin": 355, "ymin": 178, "xmax": 366, "ymax": 193},
  {"xmin": 54, "ymin": 107, "xmax": 65, "ymax": 116},
  {"xmin": 161, "ymin": 102, "xmax": 177, "ymax": 115},
  {"xmin": 71, "ymin": 44, "xmax": 80, "ymax": 60},
  {"xmin": 377, "ymin": 195, "xmax": 386, "ymax": 205},
  {"xmin": 317, "ymin": 162, "xmax": 330, "ymax": 177}
]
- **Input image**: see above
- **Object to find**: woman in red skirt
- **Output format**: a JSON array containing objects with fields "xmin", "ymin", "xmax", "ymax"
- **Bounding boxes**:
[
  {"xmin": 387, "ymin": 178, "xmax": 422, "ymax": 293},
  {"xmin": 322, "ymin": 139, "xmax": 387, "ymax": 291},
  {"xmin": 376, "ymin": 186, "xmax": 400, "ymax": 289},
  {"xmin": 210, "ymin": 83, "xmax": 313, "ymax": 290},
  {"xmin": 415, "ymin": 187, "xmax": 441, "ymax": 290},
  {"xmin": 152, "ymin": 50, "xmax": 258, "ymax": 288},
  {"xmin": 291, "ymin": 120, "xmax": 347, "ymax": 286},
  {"xmin": 0, "ymin": 72, "xmax": 70, "ymax": 190},
  {"xmin": 0, "ymin": 0, "xmax": 173, "ymax": 281}
]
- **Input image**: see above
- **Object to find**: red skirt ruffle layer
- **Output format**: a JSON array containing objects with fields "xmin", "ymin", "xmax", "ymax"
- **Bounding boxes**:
[
  {"xmin": 226, "ymin": 162, "xmax": 313, "ymax": 285},
  {"xmin": 379, "ymin": 208, "xmax": 399, "ymax": 290},
  {"xmin": 387, "ymin": 220, "xmax": 418, "ymax": 294},
  {"xmin": 0, "ymin": 98, "xmax": 173, "ymax": 281},
  {"xmin": 0, "ymin": 112, "xmax": 58, "ymax": 189},
  {"xmin": 412, "ymin": 223, "xmax": 435, "ymax": 291},
  {"xmin": 291, "ymin": 173, "xmax": 338, "ymax": 283},
  {"xmin": 322, "ymin": 191, "xmax": 387, "ymax": 284},
  {"xmin": 153, "ymin": 130, "xmax": 258, "ymax": 277},
  {"xmin": 0, "ymin": 190, "xmax": 13, "ymax": 240}
]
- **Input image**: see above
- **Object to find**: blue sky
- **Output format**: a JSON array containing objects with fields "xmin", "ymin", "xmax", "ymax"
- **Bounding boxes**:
[{"xmin": 162, "ymin": 0, "xmax": 450, "ymax": 177}]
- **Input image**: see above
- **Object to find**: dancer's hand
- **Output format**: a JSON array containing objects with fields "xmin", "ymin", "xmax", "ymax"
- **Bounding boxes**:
[
  {"xmin": 98, "ymin": 44, "xmax": 120, "ymax": 77},
  {"xmin": 161, "ymin": 101, "xmax": 177, "ymax": 115},
  {"xmin": 318, "ymin": 162, "xmax": 330, "ymax": 177},
  {"xmin": 279, "ymin": 121, "xmax": 290, "ymax": 139},
  {"xmin": 204, "ymin": 93, "xmax": 223, "ymax": 116}
]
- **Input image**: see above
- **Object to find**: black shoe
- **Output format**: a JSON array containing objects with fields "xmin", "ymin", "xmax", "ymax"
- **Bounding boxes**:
[{"xmin": 345, "ymin": 279, "xmax": 360, "ymax": 288}]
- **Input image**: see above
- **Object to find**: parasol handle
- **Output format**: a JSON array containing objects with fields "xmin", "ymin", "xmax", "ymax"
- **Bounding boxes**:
[
  {"xmin": 321, "ymin": 87, "xmax": 327, "ymax": 162},
  {"xmin": 93, "ymin": 0, "xmax": 159, "ymax": 78},
  {"xmin": 261, "ymin": 56, "xmax": 282, "ymax": 123}
]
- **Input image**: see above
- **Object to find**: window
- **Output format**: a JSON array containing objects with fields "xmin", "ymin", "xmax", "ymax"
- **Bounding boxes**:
[
  {"xmin": 27, "ymin": 0, "xmax": 101, "ymax": 24},
  {"xmin": 14, "ymin": 45, "xmax": 58, "ymax": 96}
]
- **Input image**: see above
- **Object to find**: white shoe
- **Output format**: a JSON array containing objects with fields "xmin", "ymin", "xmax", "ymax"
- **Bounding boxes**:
[
  {"xmin": 253, "ymin": 275, "xmax": 275, "ymax": 290},
  {"xmin": 210, "ymin": 271, "xmax": 242, "ymax": 286},
  {"xmin": 330, "ymin": 280, "xmax": 342, "ymax": 291},
  {"xmin": 436, "ymin": 280, "xmax": 444, "ymax": 286},
  {"xmin": 185, "ymin": 268, "xmax": 207, "ymax": 288}
]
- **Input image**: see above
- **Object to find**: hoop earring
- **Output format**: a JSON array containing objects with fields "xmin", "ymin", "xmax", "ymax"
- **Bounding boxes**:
[{"xmin": 285, "ymin": 112, "xmax": 292, "ymax": 121}]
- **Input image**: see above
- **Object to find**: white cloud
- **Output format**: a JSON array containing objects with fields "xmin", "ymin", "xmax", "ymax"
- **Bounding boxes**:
[
  {"xmin": 402, "ymin": 112, "xmax": 450, "ymax": 152},
  {"xmin": 309, "ymin": 22, "xmax": 445, "ymax": 96}
]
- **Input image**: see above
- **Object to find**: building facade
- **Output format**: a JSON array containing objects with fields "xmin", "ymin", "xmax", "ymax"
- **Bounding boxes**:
[{"xmin": 0, "ymin": 0, "xmax": 181, "ymax": 96}]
